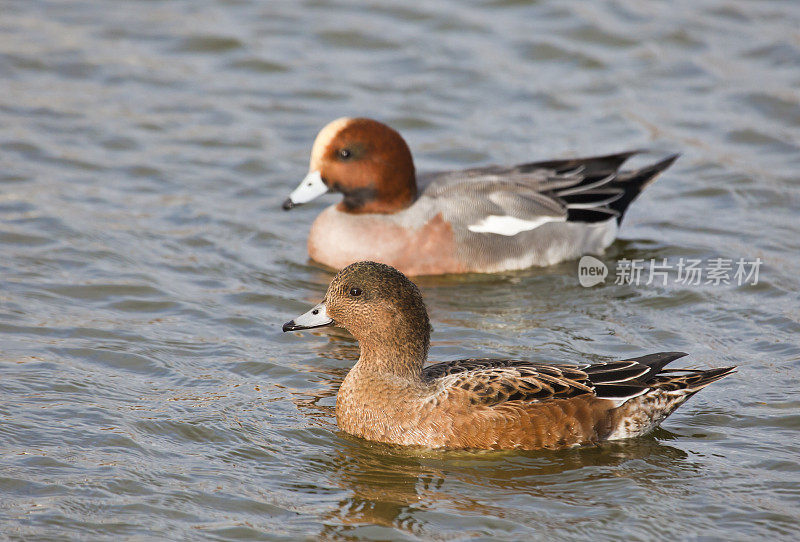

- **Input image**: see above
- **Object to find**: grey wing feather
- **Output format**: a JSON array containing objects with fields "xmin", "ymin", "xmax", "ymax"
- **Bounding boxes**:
[
  {"xmin": 416, "ymin": 151, "xmax": 675, "ymax": 226},
  {"xmin": 421, "ymin": 172, "xmax": 570, "ymax": 225},
  {"xmin": 419, "ymin": 163, "xmax": 619, "ymax": 226}
]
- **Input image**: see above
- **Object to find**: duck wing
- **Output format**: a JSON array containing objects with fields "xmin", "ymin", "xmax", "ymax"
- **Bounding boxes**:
[
  {"xmin": 421, "ymin": 352, "xmax": 693, "ymax": 407},
  {"xmin": 418, "ymin": 151, "xmax": 678, "ymax": 227}
]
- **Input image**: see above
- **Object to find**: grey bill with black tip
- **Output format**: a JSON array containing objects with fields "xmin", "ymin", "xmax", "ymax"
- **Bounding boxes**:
[
  {"xmin": 283, "ymin": 302, "xmax": 334, "ymax": 332},
  {"xmin": 283, "ymin": 170, "xmax": 328, "ymax": 210}
]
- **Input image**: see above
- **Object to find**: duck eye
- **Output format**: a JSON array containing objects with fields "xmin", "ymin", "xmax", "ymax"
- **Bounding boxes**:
[
  {"xmin": 349, "ymin": 287, "xmax": 362, "ymax": 297},
  {"xmin": 338, "ymin": 148, "xmax": 351, "ymax": 160}
]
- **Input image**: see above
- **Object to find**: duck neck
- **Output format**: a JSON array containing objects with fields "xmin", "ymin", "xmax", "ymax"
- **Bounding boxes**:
[
  {"xmin": 352, "ymin": 326, "xmax": 429, "ymax": 382},
  {"xmin": 336, "ymin": 172, "xmax": 417, "ymax": 214}
]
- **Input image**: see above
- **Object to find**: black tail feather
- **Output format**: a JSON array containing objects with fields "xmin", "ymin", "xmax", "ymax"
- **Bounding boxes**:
[
  {"xmin": 549, "ymin": 152, "xmax": 679, "ymax": 225},
  {"xmin": 565, "ymin": 207, "xmax": 619, "ymax": 223},
  {"xmin": 655, "ymin": 366, "xmax": 738, "ymax": 393},
  {"xmin": 596, "ymin": 353, "xmax": 735, "ymax": 397},
  {"xmin": 623, "ymin": 351, "xmax": 688, "ymax": 381},
  {"xmin": 608, "ymin": 153, "xmax": 679, "ymax": 224}
]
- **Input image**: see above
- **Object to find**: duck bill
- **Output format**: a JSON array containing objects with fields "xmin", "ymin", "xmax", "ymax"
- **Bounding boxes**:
[
  {"xmin": 282, "ymin": 170, "xmax": 328, "ymax": 210},
  {"xmin": 283, "ymin": 302, "xmax": 334, "ymax": 332}
]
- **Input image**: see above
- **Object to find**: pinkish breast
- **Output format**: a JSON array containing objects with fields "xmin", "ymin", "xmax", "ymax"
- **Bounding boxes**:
[{"xmin": 307, "ymin": 206, "xmax": 466, "ymax": 275}]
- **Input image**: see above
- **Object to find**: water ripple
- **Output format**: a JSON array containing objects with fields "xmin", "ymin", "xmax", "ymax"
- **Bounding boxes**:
[{"xmin": 1, "ymin": 0, "xmax": 799, "ymax": 539}]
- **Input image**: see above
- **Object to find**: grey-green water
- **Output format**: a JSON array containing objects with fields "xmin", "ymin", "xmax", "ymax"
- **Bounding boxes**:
[{"xmin": 1, "ymin": 1, "xmax": 799, "ymax": 540}]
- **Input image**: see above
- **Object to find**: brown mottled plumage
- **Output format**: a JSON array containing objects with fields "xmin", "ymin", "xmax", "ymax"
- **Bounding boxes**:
[{"xmin": 283, "ymin": 261, "xmax": 735, "ymax": 450}]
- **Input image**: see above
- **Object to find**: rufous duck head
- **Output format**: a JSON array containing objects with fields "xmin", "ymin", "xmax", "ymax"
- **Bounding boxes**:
[{"xmin": 283, "ymin": 118, "xmax": 417, "ymax": 214}]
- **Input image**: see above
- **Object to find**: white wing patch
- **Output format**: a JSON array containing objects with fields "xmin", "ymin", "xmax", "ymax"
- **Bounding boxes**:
[{"xmin": 467, "ymin": 215, "xmax": 565, "ymax": 236}]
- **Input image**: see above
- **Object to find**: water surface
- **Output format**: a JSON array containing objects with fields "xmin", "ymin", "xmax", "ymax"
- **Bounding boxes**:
[{"xmin": 1, "ymin": 0, "xmax": 799, "ymax": 540}]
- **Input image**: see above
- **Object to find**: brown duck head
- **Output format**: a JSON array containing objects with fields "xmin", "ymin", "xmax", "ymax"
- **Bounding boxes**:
[
  {"xmin": 283, "ymin": 261, "xmax": 431, "ymax": 378},
  {"xmin": 282, "ymin": 118, "xmax": 417, "ymax": 214}
]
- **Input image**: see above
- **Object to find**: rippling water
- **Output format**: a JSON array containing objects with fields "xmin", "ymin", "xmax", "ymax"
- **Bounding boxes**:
[{"xmin": 2, "ymin": 0, "xmax": 799, "ymax": 540}]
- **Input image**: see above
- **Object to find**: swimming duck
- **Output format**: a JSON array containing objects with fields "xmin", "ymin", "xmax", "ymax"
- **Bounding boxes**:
[
  {"xmin": 283, "ymin": 118, "xmax": 678, "ymax": 275},
  {"xmin": 283, "ymin": 261, "xmax": 735, "ymax": 450}
]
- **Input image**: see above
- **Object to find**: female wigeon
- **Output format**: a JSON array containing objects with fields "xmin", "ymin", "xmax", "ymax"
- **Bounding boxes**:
[
  {"xmin": 283, "ymin": 118, "xmax": 678, "ymax": 275},
  {"xmin": 283, "ymin": 261, "xmax": 735, "ymax": 450}
]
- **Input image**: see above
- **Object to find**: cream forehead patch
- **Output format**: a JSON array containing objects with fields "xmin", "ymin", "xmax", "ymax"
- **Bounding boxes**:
[{"xmin": 310, "ymin": 117, "xmax": 353, "ymax": 171}]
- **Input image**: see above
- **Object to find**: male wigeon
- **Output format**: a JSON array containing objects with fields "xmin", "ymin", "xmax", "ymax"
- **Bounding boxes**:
[
  {"xmin": 283, "ymin": 118, "xmax": 678, "ymax": 275},
  {"xmin": 283, "ymin": 261, "xmax": 735, "ymax": 450}
]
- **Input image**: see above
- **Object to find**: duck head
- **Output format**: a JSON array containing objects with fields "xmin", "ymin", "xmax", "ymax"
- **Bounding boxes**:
[
  {"xmin": 282, "ymin": 118, "xmax": 417, "ymax": 214},
  {"xmin": 283, "ymin": 261, "xmax": 431, "ymax": 376}
]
